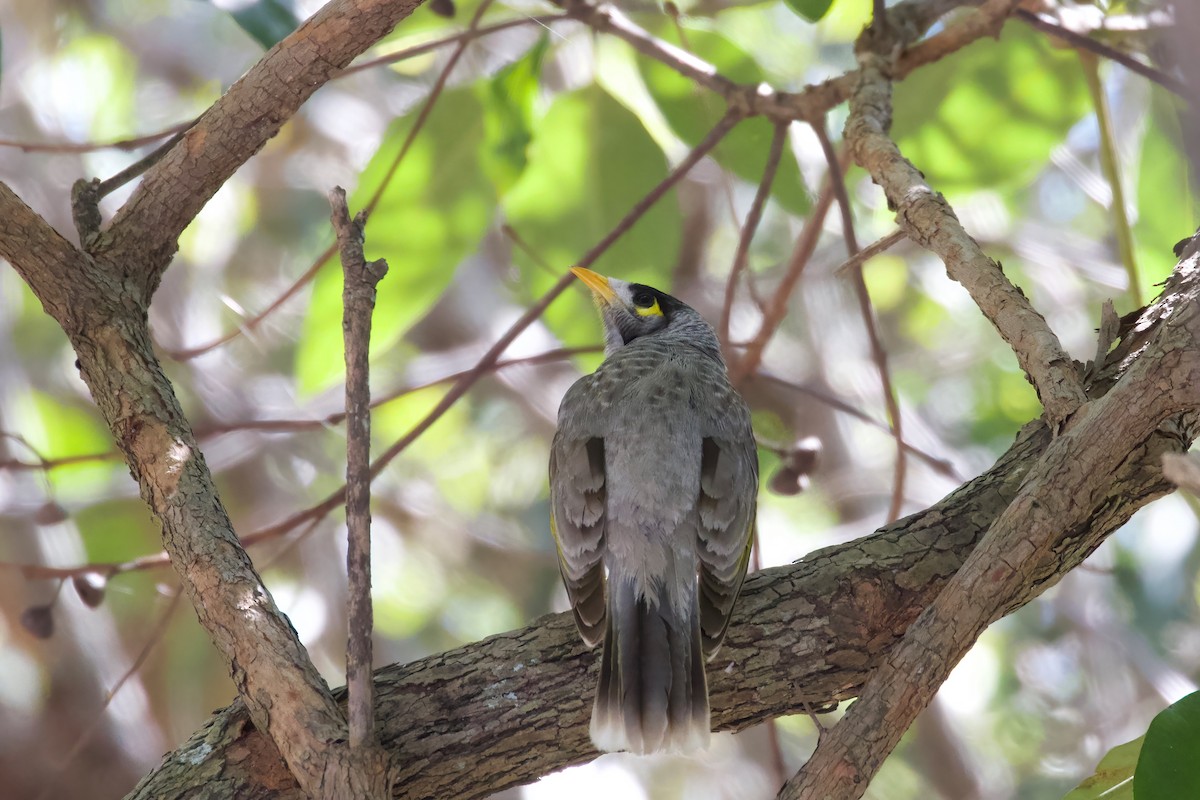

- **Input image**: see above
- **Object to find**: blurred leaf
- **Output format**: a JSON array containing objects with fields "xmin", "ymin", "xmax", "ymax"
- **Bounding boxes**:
[
  {"xmin": 1064, "ymin": 736, "xmax": 1139, "ymax": 799},
  {"xmin": 20, "ymin": 391, "xmax": 114, "ymax": 498},
  {"xmin": 76, "ymin": 499, "xmax": 158, "ymax": 564},
  {"xmin": 478, "ymin": 35, "xmax": 548, "ymax": 194},
  {"xmin": 376, "ymin": 545, "xmax": 447, "ymax": 638},
  {"xmin": 892, "ymin": 24, "xmax": 1089, "ymax": 191},
  {"xmin": 51, "ymin": 34, "xmax": 136, "ymax": 141},
  {"xmin": 296, "ymin": 89, "xmax": 495, "ymax": 393},
  {"xmin": 782, "ymin": 0, "xmax": 835, "ymax": 22},
  {"xmin": 1135, "ymin": 692, "xmax": 1200, "ymax": 800},
  {"xmin": 1134, "ymin": 92, "xmax": 1196, "ymax": 294},
  {"xmin": 502, "ymin": 85, "xmax": 681, "ymax": 346},
  {"xmin": 220, "ymin": 0, "xmax": 300, "ymax": 49},
  {"xmin": 637, "ymin": 26, "xmax": 811, "ymax": 216}
]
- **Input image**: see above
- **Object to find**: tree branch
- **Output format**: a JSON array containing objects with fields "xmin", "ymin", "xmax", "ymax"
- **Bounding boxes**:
[
  {"xmin": 777, "ymin": 245, "xmax": 1200, "ymax": 800},
  {"xmin": 845, "ymin": 2, "xmax": 1088, "ymax": 426},
  {"xmin": 94, "ymin": 0, "xmax": 429, "ymax": 299},
  {"xmin": 330, "ymin": 187, "xmax": 391, "ymax": 780},
  {"xmin": 0, "ymin": 181, "xmax": 356, "ymax": 796},
  {"xmin": 124, "ymin": 236, "xmax": 1200, "ymax": 800}
]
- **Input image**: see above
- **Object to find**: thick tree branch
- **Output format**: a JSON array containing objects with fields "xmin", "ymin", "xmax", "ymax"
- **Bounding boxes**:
[
  {"xmin": 94, "ymin": 0, "xmax": 428, "ymax": 298},
  {"xmin": 125, "ymin": 246, "xmax": 1198, "ymax": 797},
  {"xmin": 778, "ymin": 250, "xmax": 1200, "ymax": 800},
  {"xmin": 0, "ymin": 185, "xmax": 357, "ymax": 797}
]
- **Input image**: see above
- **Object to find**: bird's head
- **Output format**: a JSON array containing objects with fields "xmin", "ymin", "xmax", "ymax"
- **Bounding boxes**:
[{"xmin": 570, "ymin": 267, "xmax": 721, "ymax": 360}]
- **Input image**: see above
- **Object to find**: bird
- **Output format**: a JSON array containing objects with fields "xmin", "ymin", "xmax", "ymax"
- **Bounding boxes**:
[{"xmin": 549, "ymin": 267, "xmax": 758, "ymax": 755}]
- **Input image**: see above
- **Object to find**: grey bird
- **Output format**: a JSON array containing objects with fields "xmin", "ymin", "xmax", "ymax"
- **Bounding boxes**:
[{"xmin": 549, "ymin": 267, "xmax": 758, "ymax": 754}]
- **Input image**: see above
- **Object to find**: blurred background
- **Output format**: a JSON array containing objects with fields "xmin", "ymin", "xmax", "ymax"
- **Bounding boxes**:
[{"xmin": 0, "ymin": 0, "xmax": 1195, "ymax": 797}]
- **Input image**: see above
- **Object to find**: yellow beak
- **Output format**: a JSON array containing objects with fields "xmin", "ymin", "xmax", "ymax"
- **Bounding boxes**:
[{"xmin": 571, "ymin": 267, "xmax": 617, "ymax": 306}]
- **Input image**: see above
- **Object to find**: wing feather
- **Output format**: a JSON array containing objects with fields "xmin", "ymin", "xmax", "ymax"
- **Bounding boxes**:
[
  {"xmin": 695, "ymin": 384, "xmax": 758, "ymax": 656},
  {"xmin": 550, "ymin": 381, "xmax": 609, "ymax": 648}
]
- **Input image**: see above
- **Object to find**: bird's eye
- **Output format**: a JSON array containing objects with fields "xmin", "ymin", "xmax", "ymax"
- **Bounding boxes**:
[{"xmin": 632, "ymin": 290, "xmax": 656, "ymax": 308}]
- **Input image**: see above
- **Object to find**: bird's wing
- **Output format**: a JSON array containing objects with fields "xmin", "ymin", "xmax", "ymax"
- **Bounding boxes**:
[
  {"xmin": 696, "ymin": 382, "xmax": 758, "ymax": 656},
  {"xmin": 550, "ymin": 379, "xmax": 608, "ymax": 647}
]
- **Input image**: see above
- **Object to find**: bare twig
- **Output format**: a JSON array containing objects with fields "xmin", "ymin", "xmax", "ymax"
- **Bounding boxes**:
[
  {"xmin": 756, "ymin": 372, "xmax": 960, "ymax": 479},
  {"xmin": 1016, "ymin": 8, "xmax": 1187, "ymax": 98},
  {"xmin": 163, "ymin": 243, "xmax": 335, "ymax": 360},
  {"xmin": 833, "ymin": 229, "xmax": 906, "ymax": 275},
  {"xmin": 0, "ymin": 122, "xmax": 191, "ymax": 154},
  {"xmin": 341, "ymin": 14, "xmax": 568, "ymax": 76},
  {"xmin": 731, "ymin": 171, "xmax": 839, "ymax": 385},
  {"xmin": 720, "ymin": 122, "xmax": 789, "ymax": 349},
  {"xmin": 330, "ymin": 187, "xmax": 389, "ymax": 752},
  {"xmin": 814, "ymin": 119, "xmax": 907, "ymax": 522},
  {"xmin": 166, "ymin": 0, "xmax": 493, "ymax": 362}
]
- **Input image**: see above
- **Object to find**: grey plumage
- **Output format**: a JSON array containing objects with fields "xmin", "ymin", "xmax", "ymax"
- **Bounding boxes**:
[{"xmin": 550, "ymin": 269, "xmax": 758, "ymax": 755}]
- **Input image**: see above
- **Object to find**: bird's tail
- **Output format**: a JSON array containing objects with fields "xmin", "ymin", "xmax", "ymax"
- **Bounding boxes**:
[{"xmin": 589, "ymin": 572, "xmax": 710, "ymax": 754}]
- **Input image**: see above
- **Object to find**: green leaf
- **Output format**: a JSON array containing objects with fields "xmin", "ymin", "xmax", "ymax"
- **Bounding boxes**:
[
  {"xmin": 477, "ymin": 35, "xmax": 548, "ymax": 194},
  {"xmin": 295, "ymin": 89, "xmax": 495, "ymax": 393},
  {"xmin": 1063, "ymin": 736, "xmax": 1140, "ymax": 799},
  {"xmin": 225, "ymin": 0, "xmax": 299, "ymax": 49},
  {"xmin": 1135, "ymin": 691, "xmax": 1200, "ymax": 800},
  {"xmin": 892, "ymin": 23, "xmax": 1089, "ymax": 192},
  {"xmin": 782, "ymin": 0, "xmax": 835, "ymax": 23},
  {"xmin": 637, "ymin": 26, "xmax": 810, "ymax": 216},
  {"xmin": 502, "ymin": 85, "xmax": 682, "ymax": 346}
]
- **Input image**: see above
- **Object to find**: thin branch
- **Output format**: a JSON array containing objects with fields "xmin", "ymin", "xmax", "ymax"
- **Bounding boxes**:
[
  {"xmin": 1016, "ymin": 8, "xmax": 1188, "ymax": 98},
  {"xmin": 833, "ymin": 229, "xmax": 906, "ymax": 275},
  {"xmin": 893, "ymin": 0, "xmax": 1018, "ymax": 75},
  {"xmin": 340, "ymin": 14, "xmax": 568, "ymax": 76},
  {"xmin": 755, "ymin": 372, "xmax": 961, "ymax": 480},
  {"xmin": 163, "ymin": 243, "xmax": 335, "ymax": 360},
  {"xmin": 720, "ymin": 122, "xmax": 789, "ymax": 349},
  {"xmin": 166, "ymin": 0, "xmax": 491, "ymax": 362},
  {"xmin": 330, "ymin": 187, "xmax": 389, "ymax": 753},
  {"xmin": 0, "ymin": 347, "xmax": 604, "ymax": 475},
  {"xmin": 1080, "ymin": 50, "xmax": 1142, "ymax": 308},
  {"xmin": 36, "ymin": 590, "xmax": 183, "ymax": 800},
  {"xmin": 731, "ymin": 172, "xmax": 839, "ymax": 385},
  {"xmin": 776, "ymin": 240, "xmax": 1200, "ymax": 800},
  {"xmin": 0, "ymin": 121, "xmax": 191, "ymax": 154},
  {"xmin": 814, "ymin": 119, "xmax": 907, "ymax": 522},
  {"xmin": 845, "ymin": 21, "xmax": 1087, "ymax": 425}
]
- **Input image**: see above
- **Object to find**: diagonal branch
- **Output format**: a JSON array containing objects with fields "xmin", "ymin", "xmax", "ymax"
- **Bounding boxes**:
[
  {"xmin": 126, "ymin": 242, "xmax": 1199, "ymax": 795},
  {"xmin": 844, "ymin": 2, "xmax": 1087, "ymax": 425},
  {"xmin": 0, "ymin": 181, "xmax": 359, "ymax": 797},
  {"xmin": 94, "ymin": 0, "xmax": 430, "ymax": 299},
  {"xmin": 776, "ymin": 245, "xmax": 1200, "ymax": 800}
]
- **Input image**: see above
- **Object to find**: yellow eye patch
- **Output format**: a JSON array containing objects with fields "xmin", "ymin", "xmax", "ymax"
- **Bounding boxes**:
[{"xmin": 634, "ymin": 298, "xmax": 662, "ymax": 317}]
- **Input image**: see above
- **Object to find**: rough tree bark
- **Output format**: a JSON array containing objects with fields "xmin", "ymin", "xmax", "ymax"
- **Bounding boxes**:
[
  {"xmin": 0, "ymin": 0, "xmax": 1193, "ymax": 798},
  {"xmin": 123, "ymin": 238, "xmax": 1198, "ymax": 797}
]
